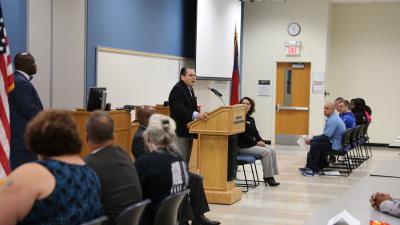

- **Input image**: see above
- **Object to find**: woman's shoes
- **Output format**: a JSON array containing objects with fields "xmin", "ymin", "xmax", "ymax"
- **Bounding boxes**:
[{"xmin": 263, "ymin": 177, "xmax": 280, "ymax": 186}]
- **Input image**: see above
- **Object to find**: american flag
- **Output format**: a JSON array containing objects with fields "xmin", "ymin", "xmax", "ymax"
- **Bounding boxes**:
[{"xmin": 0, "ymin": 2, "xmax": 14, "ymax": 178}]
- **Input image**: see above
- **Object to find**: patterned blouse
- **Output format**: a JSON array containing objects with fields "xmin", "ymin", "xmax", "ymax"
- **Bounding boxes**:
[{"xmin": 18, "ymin": 159, "xmax": 103, "ymax": 225}]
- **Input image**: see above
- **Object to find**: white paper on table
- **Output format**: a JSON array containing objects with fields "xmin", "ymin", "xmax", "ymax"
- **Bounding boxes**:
[{"xmin": 327, "ymin": 210, "xmax": 360, "ymax": 225}]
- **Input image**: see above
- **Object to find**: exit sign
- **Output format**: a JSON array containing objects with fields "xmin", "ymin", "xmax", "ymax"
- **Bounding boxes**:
[{"xmin": 285, "ymin": 41, "xmax": 302, "ymax": 56}]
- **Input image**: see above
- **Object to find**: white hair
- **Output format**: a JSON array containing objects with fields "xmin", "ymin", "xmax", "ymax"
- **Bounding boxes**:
[{"xmin": 144, "ymin": 114, "xmax": 178, "ymax": 155}]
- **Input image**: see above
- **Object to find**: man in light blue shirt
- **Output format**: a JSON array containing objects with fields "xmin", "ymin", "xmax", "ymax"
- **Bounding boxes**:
[{"xmin": 300, "ymin": 102, "xmax": 346, "ymax": 176}]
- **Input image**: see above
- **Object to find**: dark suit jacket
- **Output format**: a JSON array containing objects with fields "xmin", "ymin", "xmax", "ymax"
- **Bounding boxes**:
[
  {"xmin": 85, "ymin": 145, "xmax": 143, "ymax": 225},
  {"xmin": 168, "ymin": 80, "xmax": 197, "ymax": 137},
  {"xmin": 9, "ymin": 71, "xmax": 43, "ymax": 169},
  {"xmin": 131, "ymin": 125, "xmax": 148, "ymax": 159}
]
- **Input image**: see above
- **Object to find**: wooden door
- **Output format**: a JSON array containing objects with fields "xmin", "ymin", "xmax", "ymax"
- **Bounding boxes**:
[{"xmin": 275, "ymin": 62, "xmax": 311, "ymax": 144}]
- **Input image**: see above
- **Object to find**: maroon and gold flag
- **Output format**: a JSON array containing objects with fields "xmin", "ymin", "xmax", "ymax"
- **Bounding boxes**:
[{"xmin": 230, "ymin": 30, "xmax": 239, "ymax": 105}]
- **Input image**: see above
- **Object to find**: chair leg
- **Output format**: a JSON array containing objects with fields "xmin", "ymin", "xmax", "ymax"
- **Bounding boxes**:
[
  {"xmin": 242, "ymin": 165, "xmax": 249, "ymax": 193},
  {"xmin": 252, "ymin": 162, "xmax": 260, "ymax": 186},
  {"xmin": 250, "ymin": 163, "xmax": 257, "ymax": 187}
]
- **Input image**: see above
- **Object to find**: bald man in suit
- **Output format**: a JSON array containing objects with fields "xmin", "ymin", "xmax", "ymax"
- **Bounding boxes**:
[{"xmin": 9, "ymin": 53, "xmax": 43, "ymax": 170}]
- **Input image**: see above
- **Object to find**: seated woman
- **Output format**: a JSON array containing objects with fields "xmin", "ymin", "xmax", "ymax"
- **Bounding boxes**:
[
  {"xmin": 0, "ymin": 110, "xmax": 103, "ymax": 225},
  {"xmin": 238, "ymin": 97, "xmax": 280, "ymax": 186},
  {"xmin": 135, "ymin": 114, "xmax": 189, "ymax": 225}
]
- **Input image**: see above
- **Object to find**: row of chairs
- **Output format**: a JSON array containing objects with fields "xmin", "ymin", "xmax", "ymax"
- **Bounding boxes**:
[
  {"xmin": 236, "ymin": 122, "xmax": 372, "ymax": 190},
  {"xmin": 82, "ymin": 190, "xmax": 189, "ymax": 225},
  {"xmin": 324, "ymin": 122, "xmax": 372, "ymax": 176}
]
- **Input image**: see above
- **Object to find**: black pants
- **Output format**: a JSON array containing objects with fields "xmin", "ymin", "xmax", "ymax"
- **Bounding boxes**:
[
  {"xmin": 306, "ymin": 139, "xmax": 332, "ymax": 172},
  {"xmin": 179, "ymin": 172, "xmax": 210, "ymax": 222}
]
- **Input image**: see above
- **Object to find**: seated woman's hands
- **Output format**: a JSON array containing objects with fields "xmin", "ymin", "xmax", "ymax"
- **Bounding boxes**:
[
  {"xmin": 370, "ymin": 192, "xmax": 393, "ymax": 210},
  {"xmin": 256, "ymin": 141, "xmax": 266, "ymax": 147}
]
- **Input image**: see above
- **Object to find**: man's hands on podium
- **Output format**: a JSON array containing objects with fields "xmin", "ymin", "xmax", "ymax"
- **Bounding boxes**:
[{"xmin": 196, "ymin": 112, "xmax": 208, "ymax": 120}]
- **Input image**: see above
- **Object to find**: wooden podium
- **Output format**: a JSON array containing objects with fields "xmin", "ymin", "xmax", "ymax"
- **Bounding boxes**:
[
  {"xmin": 71, "ymin": 110, "xmax": 133, "ymax": 158},
  {"xmin": 188, "ymin": 105, "xmax": 245, "ymax": 204}
]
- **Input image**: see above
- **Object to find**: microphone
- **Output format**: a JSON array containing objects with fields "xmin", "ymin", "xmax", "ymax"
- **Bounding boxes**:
[{"xmin": 208, "ymin": 86, "xmax": 223, "ymax": 97}]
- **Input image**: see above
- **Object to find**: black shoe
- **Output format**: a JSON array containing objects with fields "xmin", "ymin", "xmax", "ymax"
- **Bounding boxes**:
[
  {"xmin": 192, "ymin": 214, "xmax": 221, "ymax": 225},
  {"xmin": 263, "ymin": 177, "xmax": 280, "ymax": 187}
]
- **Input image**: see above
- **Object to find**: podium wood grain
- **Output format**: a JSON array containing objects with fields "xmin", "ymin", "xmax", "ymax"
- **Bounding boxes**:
[
  {"xmin": 188, "ymin": 105, "xmax": 245, "ymax": 204},
  {"xmin": 71, "ymin": 110, "xmax": 133, "ymax": 159}
]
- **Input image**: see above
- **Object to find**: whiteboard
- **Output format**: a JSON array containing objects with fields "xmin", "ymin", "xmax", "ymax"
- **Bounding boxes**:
[{"xmin": 96, "ymin": 47, "xmax": 192, "ymax": 108}]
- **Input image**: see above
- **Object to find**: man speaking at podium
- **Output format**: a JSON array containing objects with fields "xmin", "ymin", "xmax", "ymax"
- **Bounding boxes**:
[{"xmin": 169, "ymin": 67, "xmax": 207, "ymax": 162}]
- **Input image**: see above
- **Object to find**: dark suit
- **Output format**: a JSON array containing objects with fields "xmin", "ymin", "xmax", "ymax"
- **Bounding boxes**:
[
  {"xmin": 169, "ymin": 80, "xmax": 198, "ymax": 161},
  {"xmin": 85, "ymin": 145, "xmax": 143, "ymax": 225},
  {"xmin": 131, "ymin": 129, "xmax": 210, "ymax": 221},
  {"xmin": 9, "ymin": 71, "xmax": 43, "ymax": 170},
  {"xmin": 168, "ymin": 80, "xmax": 197, "ymax": 138}
]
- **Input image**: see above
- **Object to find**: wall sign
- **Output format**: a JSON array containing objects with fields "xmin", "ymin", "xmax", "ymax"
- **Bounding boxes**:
[
  {"xmin": 258, "ymin": 80, "xmax": 271, "ymax": 96},
  {"xmin": 285, "ymin": 41, "xmax": 302, "ymax": 56}
]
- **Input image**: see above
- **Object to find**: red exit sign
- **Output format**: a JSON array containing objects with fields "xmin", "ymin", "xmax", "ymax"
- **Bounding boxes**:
[
  {"xmin": 287, "ymin": 46, "xmax": 299, "ymax": 55},
  {"xmin": 285, "ymin": 41, "xmax": 302, "ymax": 56}
]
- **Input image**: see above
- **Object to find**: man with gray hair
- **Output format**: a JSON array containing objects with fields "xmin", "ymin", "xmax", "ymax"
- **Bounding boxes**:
[
  {"xmin": 300, "ymin": 102, "xmax": 346, "ymax": 176},
  {"xmin": 84, "ymin": 111, "xmax": 143, "ymax": 225}
]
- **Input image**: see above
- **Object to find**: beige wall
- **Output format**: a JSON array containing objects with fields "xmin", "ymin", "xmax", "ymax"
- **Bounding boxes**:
[
  {"xmin": 242, "ymin": 0, "xmax": 331, "ymax": 141},
  {"xmin": 327, "ymin": 3, "xmax": 400, "ymax": 143},
  {"xmin": 28, "ymin": 0, "xmax": 86, "ymax": 109}
]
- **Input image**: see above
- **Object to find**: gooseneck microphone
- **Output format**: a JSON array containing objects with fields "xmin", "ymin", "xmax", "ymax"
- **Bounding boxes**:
[
  {"xmin": 208, "ymin": 87, "xmax": 223, "ymax": 97},
  {"xmin": 208, "ymin": 86, "xmax": 225, "ymax": 105}
]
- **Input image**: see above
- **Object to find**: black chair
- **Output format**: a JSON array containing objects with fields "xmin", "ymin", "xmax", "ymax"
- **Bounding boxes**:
[
  {"xmin": 153, "ymin": 189, "xmax": 190, "ymax": 225},
  {"xmin": 80, "ymin": 216, "xmax": 108, "ymax": 225},
  {"xmin": 236, "ymin": 154, "xmax": 258, "ymax": 192},
  {"xmin": 116, "ymin": 199, "xmax": 151, "ymax": 225},
  {"xmin": 237, "ymin": 153, "xmax": 261, "ymax": 186},
  {"xmin": 323, "ymin": 128, "xmax": 353, "ymax": 176},
  {"xmin": 362, "ymin": 122, "xmax": 372, "ymax": 157},
  {"xmin": 348, "ymin": 126, "xmax": 364, "ymax": 167}
]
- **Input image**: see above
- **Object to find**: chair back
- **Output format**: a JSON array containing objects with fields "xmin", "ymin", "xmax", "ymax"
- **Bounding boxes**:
[
  {"xmin": 153, "ymin": 189, "xmax": 190, "ymax": 225},
  {"xmin": 80, "ymin": 216, "xmax": 108, "ymax": 225},
  {"xmin": 116, "ymin": 199, "xmax": 151, "ymax": 225},
  {"xmin": 354, "ymin": 125, "xmax": 363, "ymax": 139},
  {"xmin": 363, "ymin": 122, "xmax": 370, "ymax": 137},
  {"xmin": 342, "ymin": 129, "xmax": 353, "ymax": 152}
]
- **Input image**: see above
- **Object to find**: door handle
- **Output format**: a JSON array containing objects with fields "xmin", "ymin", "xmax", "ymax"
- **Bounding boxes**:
[
  {"xmin": 276, "ymin": 104, "xmax": 280, "ymax": 112},
  {"xmin": 279, "ymin": 106, "xmax": 309, "ymax": 111}
]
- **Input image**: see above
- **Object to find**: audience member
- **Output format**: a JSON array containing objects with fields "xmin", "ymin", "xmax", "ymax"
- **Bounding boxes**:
[
  {"xmin": 338, "ymin": 100, "xmax": 356, "ymax": 129},
  {"xmin": 0, "ymin": 110, "xmax": 103, "ymax": 225},
  {"xmin": 370, "ymin": 192, "xmax": 400, "ymax": 218},
  {"xmin": 84, "ymin": 111, "xmax": 143, "ymax": 225},
  {"xmin": 9, "ymin": 52, "xmax": 43, "ymax": 170},
  {"xmin": 238, "ymin": 97, "xmax": 280, "ymax": 186},
  {"xmin": 131, "ymin": 105, "xmax": 156, "ymax": 158},
  {"xmin": 299, "ymin": 102, "xmax": 346, "ymax": 176},
  {"xmin": 365, "ymin": 104, "xmax": 372, "ymax": 122},
  {"xmin": 334, "ymin": 97, "xmax": 344, "ymax": 112},
  {"xmin": 132, "ymin": 110, "xmax": 220, "ymax": 225},
  {"xmin": 350, "ymin": 98, "xmax": 369, "ymax": 125},
  {"xmin": 135, "ymin": 114, "xmax": 189, "ymax": 225}
]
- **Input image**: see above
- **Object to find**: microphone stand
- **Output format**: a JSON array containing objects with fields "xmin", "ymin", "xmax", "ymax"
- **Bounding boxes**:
[{"xmin": 215, "ymin": 94, "xmax": 226, "ymax": 106}]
